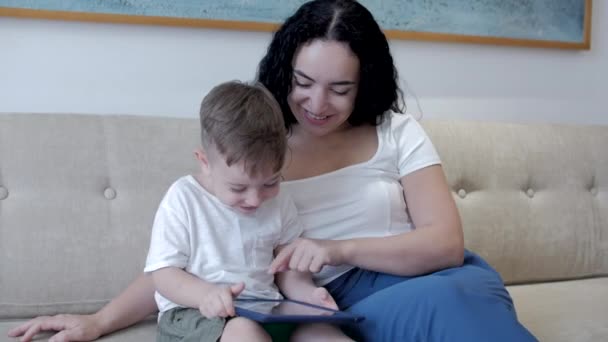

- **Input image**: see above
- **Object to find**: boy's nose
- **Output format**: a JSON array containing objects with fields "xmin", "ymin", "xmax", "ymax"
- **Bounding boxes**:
[{"xmin": 245, "ymin": 191, "xmax": 263, "ymax": 207}]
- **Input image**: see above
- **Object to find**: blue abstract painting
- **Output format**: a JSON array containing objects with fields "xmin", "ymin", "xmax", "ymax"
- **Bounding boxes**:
[{"xmin": 0, "ymin": 0, "xmax": 589, "ymax": 46}]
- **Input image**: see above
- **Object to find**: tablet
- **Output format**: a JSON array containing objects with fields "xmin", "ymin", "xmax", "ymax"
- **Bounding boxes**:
[{"xmin": 234, "ymin": 298, "xmax": 364, "ymax": 324}]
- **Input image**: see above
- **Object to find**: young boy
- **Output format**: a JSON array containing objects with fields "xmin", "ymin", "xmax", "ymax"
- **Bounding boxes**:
[{"xmin": 144, "ymin": 81, "xmax": 352, "ymax": 342}]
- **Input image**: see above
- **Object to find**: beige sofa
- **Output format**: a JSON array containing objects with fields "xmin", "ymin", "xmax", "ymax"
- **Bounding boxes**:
[{"xmin": 1, "ymin": 113, "xmax": 607, "ymax": 342}]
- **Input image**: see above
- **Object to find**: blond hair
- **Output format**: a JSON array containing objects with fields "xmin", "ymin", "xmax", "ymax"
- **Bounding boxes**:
[{"xmin": 199, "ymin": 81, "xmax": 286, "ymax": 175}]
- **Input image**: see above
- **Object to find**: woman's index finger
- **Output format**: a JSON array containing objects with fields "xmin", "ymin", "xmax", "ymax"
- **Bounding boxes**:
[{"xmin": 268, "ymin": 243, "xmax": 296, "ymax": 274}]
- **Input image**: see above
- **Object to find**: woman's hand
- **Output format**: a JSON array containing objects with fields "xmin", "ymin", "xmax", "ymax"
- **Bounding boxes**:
[
  {"xmin": 7, "ymin": 313, "xmax": 103, "ymax": 342},
  {"xmin": 269, "ymin": 238, "xmax": 346, "ymax": 274}
]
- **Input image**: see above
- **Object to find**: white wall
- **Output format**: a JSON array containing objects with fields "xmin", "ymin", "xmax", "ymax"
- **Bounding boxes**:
[{"xmin": 1, "ymin": 1, "xmax": 606, "ymax": 125}]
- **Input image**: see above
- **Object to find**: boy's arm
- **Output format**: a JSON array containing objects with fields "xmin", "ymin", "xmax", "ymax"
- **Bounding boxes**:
[
  {"xmin": 275, "ymin": 269, "xmax": 318, "ymax": 302},
  {"xmin": 275, "ymin": 269, "xmax": 339, "ymax": 311},
  {"xmin": 273, "ymin": 241, "xmax": 339, "ymax": 311},
  {"xmin": 152, "ymin": 266, "xmax": 245, "ymax": 318},
  {"xmin": 273, "ymin": 243, "xmax": 317, "ymax": 301},
  {"xmin": 151, "ymin": 267, "xmax": 216, "ymax": 308}
]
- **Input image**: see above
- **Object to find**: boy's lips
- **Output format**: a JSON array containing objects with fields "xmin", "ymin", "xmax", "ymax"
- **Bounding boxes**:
[{"xmin": 239, "ymin": 206, "xmax": 258, "ymax": 213}]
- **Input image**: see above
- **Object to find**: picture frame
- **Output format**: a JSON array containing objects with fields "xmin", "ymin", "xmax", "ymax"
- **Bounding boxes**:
[{"xmin": 0, "ymin": 0, "xmax": 592, "ymax": 50}]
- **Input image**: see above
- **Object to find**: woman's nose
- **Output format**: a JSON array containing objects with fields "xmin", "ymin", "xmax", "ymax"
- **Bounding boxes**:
[{"xmin": 309, "ymin": 87, "xmax": 328, "ymax": 114}]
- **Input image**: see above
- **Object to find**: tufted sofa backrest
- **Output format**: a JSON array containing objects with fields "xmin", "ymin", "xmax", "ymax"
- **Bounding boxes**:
[
  {"xmin": 0, "ymin": 114, "xmax": 199, "ymax": 318},
  {"xmin": 424, "ymin": 120, "xmax": 608, "ymax": 284},
  {"xmin": 0, "ymin": 113, "xmax": 606, "ymax": 319}
]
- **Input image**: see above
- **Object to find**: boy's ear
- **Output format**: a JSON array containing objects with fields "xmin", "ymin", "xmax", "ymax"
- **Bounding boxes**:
[{"xmin": 194, "ymin": 147, "xmax": 210, "ymax": 171}]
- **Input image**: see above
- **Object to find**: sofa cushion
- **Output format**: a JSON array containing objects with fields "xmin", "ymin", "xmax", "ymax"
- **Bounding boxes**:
[
  {"xmin": 508, "ymin": 277, "xmax": 608, "ymax": 342},
  {"xmin": 2, "ymin": 278, "xmax": 605, "ymax": 342}
]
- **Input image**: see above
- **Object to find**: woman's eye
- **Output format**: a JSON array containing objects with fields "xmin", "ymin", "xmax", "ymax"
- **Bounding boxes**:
[
  {"xmin": 230, "ymin": 188, "xmax": 246, "ymax": 193},
  {"xmin": 264, "ymin": 182, "xmax": 279, "ymax": 188},
  {"xmin": 294, "ymin": 79, "xmax": 312, "ymax": 88},
  {"xmin": 331, "ymin": 89, "xmax": 350, "ymax": 95}
]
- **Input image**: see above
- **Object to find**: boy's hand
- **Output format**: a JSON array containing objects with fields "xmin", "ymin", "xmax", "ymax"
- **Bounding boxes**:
[
  {"xmin": 198, "ymin": 282, "xmax": 245, "ymax": 318},
  {"xmin": 309, "ymin": 287, "xmax": 339, "ymax": 311}
]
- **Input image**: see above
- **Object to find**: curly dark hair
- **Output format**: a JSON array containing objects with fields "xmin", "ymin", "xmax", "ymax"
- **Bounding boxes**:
[{"xmin": 257, "ymin": 0, "xmax": 404, "ymax": 129}]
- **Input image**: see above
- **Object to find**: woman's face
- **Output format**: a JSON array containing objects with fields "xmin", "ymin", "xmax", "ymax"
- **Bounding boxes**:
[{"xmin": 288, "ymin": 39, "xmax": 360, "ymax": 137}]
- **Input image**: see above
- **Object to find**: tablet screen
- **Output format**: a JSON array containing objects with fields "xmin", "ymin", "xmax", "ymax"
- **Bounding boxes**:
[{"xmin": 236, "ymin": 299, "xmax": 335, "ymax": 316}]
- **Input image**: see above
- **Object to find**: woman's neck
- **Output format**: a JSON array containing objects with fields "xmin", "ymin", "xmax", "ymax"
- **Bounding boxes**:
[
  {"xmin": 283, "ymin": 123, "xmax": 378, "ymax": 181},
  {"xmin": 290, "ymin": 123, "xmax": 353, "ymax": 148}
]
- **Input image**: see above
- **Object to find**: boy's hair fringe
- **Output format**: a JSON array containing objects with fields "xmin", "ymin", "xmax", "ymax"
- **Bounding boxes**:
[{"xmin": 199, "ymin": 81, "xmax": 287, "ymax": 176}]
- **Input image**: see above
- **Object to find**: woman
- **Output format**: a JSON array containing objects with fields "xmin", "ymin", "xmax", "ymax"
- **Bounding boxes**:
[{"xmin": 9, "ymin": 1, "xmax": 536, "ymax": 341}]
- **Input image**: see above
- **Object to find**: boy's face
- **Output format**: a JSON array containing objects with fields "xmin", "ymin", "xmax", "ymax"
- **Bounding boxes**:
[{"xmin": 195, "ymin": 147, "xmax": 281, "ymax": 214}]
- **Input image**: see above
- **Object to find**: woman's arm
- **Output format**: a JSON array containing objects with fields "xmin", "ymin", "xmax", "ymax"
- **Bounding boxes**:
[
  {"xmin": 8, "ymin": 273, "xmax": 158, "ymax": 342},
  {"xmin": 95, "ymin": 272, "xmax": 159, "ymax": 334},
  {"xmin": 339, "ymin": 165, "xmax": 464, "ymax": 275},
  {"xmin": 270, "ymin": 165, "xmax": 464, "ymax": 277}
]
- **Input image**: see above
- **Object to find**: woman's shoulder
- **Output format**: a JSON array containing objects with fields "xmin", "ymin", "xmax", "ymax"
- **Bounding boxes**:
[
  {"xmin": 379, "ymin": 112, "xmax": 429, "ymax": 142},
  {"xmin": 378, "ymin": 112, "xmax": 441, "ymax": 175}
]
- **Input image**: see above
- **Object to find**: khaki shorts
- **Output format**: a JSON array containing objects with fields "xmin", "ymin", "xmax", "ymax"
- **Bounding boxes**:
[{"xmin": 157, "ymin": 307, "xmax": 295, "ymax": 342}]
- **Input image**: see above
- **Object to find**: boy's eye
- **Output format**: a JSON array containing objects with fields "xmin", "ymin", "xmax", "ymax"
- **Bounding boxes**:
[
  {"xmin": 264, "ymin": 181, "xmax": 279, "ymax": 188},
  {"xmin": 230, "ymin": 188, "xmax": 246, "ymax": 193}
]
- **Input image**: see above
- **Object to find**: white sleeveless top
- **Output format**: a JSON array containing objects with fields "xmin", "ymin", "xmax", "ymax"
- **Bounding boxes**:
[{"xmin": 282, "ymin": 113, "xmax": 441, "ymax": 285}]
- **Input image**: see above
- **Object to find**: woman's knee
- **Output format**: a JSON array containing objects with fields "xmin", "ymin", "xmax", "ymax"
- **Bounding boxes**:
[
  {"xmin": 422, "ymin": 275, "xmax": 469, "ymax": 303},
  {"xmin": 348, "ymin": 273, "xmax": 500, "ymax": 320},
  {"xmin": 220, "ymin": 317, "xmax": 271, "ymax": 342},
  {"xmin": 346, "ymin": 275, "xmax": 523, "ymax": 341}
]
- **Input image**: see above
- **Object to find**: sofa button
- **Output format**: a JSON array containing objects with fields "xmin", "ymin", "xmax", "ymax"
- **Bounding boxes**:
[
  {"xmin": 526, "ymin": 188, "xmax": 535, "ymax": 198},
  {"xmin": 457, "ymin": 189, "xmax": 467, "ymax": 199},
  {"xmin": 0, "ymin": 186, "xmax": 8, "ymax": 200},
  {"xmin": 590, "ymin": 187, "xmax": 598, "ymax": 196},
  {"xmin": 104, "ymin": 187, "xmax": 117, "ymax": 200}
]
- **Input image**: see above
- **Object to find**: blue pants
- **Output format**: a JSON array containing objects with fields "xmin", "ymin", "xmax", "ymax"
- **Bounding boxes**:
[{"xmin": 325, "ymin": 250, "xmax": 537, "ymax": 341}]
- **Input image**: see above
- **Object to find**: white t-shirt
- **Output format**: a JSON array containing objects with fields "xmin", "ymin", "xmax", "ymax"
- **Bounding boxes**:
[
  {"xmin": 144, "ymin": 175, "xmax": 303, "ymax": 314},
  {"xmin": 282, "ymin": 113, "xmax": 441, "ymax": 285}
]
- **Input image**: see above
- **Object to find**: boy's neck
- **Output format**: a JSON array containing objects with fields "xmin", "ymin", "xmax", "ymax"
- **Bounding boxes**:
[{"xmin": 193, "ymin": 172, "xmax": 214, "ymax": 197}]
